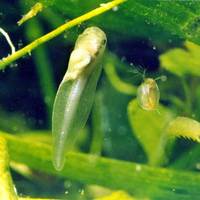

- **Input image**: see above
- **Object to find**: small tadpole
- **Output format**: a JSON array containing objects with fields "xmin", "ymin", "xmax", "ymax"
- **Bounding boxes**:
[
  {"xmin": 17, "ymin": 2, "xmax": 43, "ymax": 26},
  {"xmin": 137, "ymin": 78, "xmax": 160, "ymax": 111},
  {"xmin": 137, "ymin": 73, "xmax": 167, "ymax": 111}
]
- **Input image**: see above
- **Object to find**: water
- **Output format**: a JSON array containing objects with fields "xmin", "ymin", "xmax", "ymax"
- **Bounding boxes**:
[{"xmin": 0, "ymin": 0, "xmax": 200, "ymax": 199}]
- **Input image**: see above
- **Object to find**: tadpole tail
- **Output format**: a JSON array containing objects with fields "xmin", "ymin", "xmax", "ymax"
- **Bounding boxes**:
[{"xmin": 52, "ymin": 78, "xmax": 87, "ymax": 171}]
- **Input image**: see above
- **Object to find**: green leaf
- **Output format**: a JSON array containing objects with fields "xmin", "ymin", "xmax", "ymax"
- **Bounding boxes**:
[
  {"xmin": 92, "ymin": 81, "xmax": 143, "ymax": 161},
  {"xmin": 1, "ymin": 132, "xmax": 200, "ymax": 200},
  {"xmin": 27, "ymin": 0, "xmax": 200, "ymax": 44},
  {"xmin": 127, "ymin": 99, "xmax": 174, "ymax": 166},
  {"xmin": 160, "ymin": 41, "xmax": 200, "ymax": 77},
  {"xmin": 0, "ymin": 136, "xmax": 18, "ymax": 200},
  {"xmin": 24, "ymin": 18, "xmax": 56, "ymax": 125},
  {"xmin": 167, "ymin": 117, "xmax": 200, "ymax": 143},
  {"xmin": 95, "ymin": 191, "xmax": 134, "ymax": 200},
  {"xmin": 171, "ymin": 144, "xmax": 200, "ymax": 170}
]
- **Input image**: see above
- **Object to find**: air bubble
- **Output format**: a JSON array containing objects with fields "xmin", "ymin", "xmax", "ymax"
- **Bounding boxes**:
[
  {"xmin": 100, "ymin": 3, "xmax": 107, "ymax": 7},
  {"xmin": 17, "ymin": 40, "xmax": 24, "ymax": 49},
  {"xmin": 65, "ymin": 190, "xmax": 69, "ymax": 194},
  {"xmin": 196, "ymin": 163, "xmax": 200, "ymax": 170},
  {"xmin": 63, "ymin": 33, "xmax": 68, "ymax": 39},
  {"xmin": 135, "ymin": 164, "xmax": 142, "ymax": 172},
  {"xmin": 112, "ymin": 6, "xmax": 118, "ymax": 11},
  {"xmin": 79, "ymin": 189, "xmax": 85, "ymax": 195},
  {"xmin": 10, "ymin": 63, "xmax": 18, "ymax": 68}
]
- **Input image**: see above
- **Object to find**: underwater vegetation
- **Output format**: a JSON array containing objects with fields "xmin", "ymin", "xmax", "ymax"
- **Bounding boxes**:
[{"xmin": 1, "ymin": 0, "xmax": 200, "ymax": 199}]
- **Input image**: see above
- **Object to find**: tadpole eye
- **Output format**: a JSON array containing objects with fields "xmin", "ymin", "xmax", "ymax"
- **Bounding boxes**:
[{"xmin": 102, "ymin": 38, "xmax": 106, "ymax": 45}]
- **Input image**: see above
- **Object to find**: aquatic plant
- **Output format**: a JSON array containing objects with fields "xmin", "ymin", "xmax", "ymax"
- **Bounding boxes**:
[{"xmin": 1, "ymin": 0, "xmax": 200, "ymax": 199}]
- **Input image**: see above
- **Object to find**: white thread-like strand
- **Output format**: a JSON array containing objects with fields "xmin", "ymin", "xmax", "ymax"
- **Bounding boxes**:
[{"xmin": 0, "ymin": 27, "xmax": 16, "ymax": 55}]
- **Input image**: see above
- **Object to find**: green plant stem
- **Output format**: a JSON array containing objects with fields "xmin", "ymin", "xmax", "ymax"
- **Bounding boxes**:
[
  {"xmin": 19, "ymin": 198, "xmax": 58, "ymax": 200},
  {"xmin": 171, "ymin": 145, "xmax": 200, "ymax": 170},
  {"xmin": 90, "ymin": 92, "xmax": 104, "ymax": 155},
  {"xmin": 0, "ymin": 136, "xmax": 18, "ymax": 200},
  {"xmin": 181, "ymin": 78, "xmax": 192, "ymax": 114},
  {"xmin": 0, "ymin": 0, "xmax": 127, "ymax": 70},
  {"xmin": 168, "ymin": 95, "xmax": 185, "ymax": 111},
  {"xmin": 104, "ymin": 53, "xmax": 137, "ymax": 95},
  {"xmin": 1, "ymin": 132, "xmax": 200, "ymax": 200},
  {"xmin": 25, "ymin": 18, "xmax": 56, "ymax": 126}
]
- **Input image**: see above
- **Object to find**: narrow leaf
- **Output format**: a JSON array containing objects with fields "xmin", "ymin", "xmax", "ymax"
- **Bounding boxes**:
[{"xmin": 1, "ymin": 132, "xmax": 200, "ymax": 200}]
